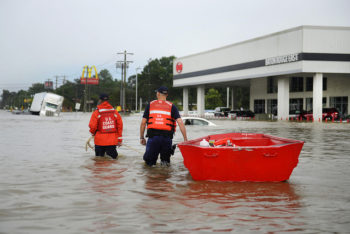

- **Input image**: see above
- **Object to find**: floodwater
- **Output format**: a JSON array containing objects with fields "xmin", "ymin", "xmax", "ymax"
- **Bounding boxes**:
[{"xmin": 0, "ymin": 110, "xmax": 349, "ymax": 233}]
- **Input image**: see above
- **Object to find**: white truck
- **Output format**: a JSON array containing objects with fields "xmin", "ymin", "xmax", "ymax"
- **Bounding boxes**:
[{"xmin": 30, "ymin": 92, "xmax": 64, "ymax": 116}]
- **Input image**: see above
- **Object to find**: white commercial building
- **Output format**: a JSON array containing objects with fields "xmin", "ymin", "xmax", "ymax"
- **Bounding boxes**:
[{"xmin": 173, "ymin": 26, "xmax": 350, "ymax": 121}]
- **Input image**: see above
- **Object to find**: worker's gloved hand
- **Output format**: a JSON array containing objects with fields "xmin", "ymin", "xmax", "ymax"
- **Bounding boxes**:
[{"xmin": 117, "ymin": 139, "xmax": 122, "ymax": 146}]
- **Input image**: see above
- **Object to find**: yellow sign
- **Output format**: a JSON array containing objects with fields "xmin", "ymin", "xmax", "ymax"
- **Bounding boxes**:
[{"xmin": 81, "ymin": 65, "xmax": 99, "ymax": 84}]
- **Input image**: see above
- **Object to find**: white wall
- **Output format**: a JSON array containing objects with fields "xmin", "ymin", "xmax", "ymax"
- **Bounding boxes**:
[
  {"xmin": 324, "ymin": 75, "xmax": 350, "ymax": 99},
  {"xmin": 174, "ymin": 27, "xmax": 303, "ymax": 74},
  {"xmin": 173, "ymin": 26, "xmax": 350, "ymax": 88},
  {"xmin": 303, "ymin": 26, "xmax": 350, "ymax": 53}
]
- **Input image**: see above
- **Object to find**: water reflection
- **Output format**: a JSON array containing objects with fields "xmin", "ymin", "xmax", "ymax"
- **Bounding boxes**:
[
  {"xmin": 1, "ymin": 112, "xmax": 350, "ymax": 233},
  {"xmin": 81, "ymin": 157, "xmax": 128, "ymax": 233},
  {"xmin": 136, "ymin": 165, "xmax": 305, "ymax": 233},
  {"xmin": 142, "ymin": 166, "xmax": 175, "ymax": 199},
  {"xmin": 179, "ymin": 181, "xmax": 304, "ymax": 232},
  {"xmin": 85, "ymin": 157, "xmax": 126, "ymax": 196}
]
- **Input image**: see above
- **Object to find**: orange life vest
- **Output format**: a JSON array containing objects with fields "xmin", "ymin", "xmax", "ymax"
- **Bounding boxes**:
[
  {"xmin": 147, "ymin": 100, "xmax": 176, "ymax": 132},
  {"xmin": 97, "ymin": 108, "xmax": 117, "ymax": 133}
]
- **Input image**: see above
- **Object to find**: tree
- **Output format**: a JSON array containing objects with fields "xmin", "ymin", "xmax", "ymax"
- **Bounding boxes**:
[
  {"xmin": 232, "ymin": 86, "xmax": 250, "ymax": 110},
  {"xmin": 28, "ymin": 83, "xmax": 45, "ymax": 95},
  {"xmin": 136, "ymin": 56, "xmax": 182, "ymax": 107},
  {"xmin": 205, "ymin": 88, "xmax": 223, "ymax": 109},
  {"xmin": 55, "ymin": 80, "xmax": 78, "ymax": 109},
  {"xmin": 0, "ymin": 89, "xmax": 11, "ymax": 108}
]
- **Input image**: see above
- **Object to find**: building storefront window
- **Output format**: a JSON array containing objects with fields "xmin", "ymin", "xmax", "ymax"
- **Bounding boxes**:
[
  {"xmin": 267, "ymin": 99, "xmax": 277, "ymax": 115},
  {"xmin": 305, "ymin": 97, "xmax": 327, "ymax": 111},
  {"xmin": 267, "ymin": 77, "xmax": 278, "ymax": 94},
  {"xmin": 303, "ymin": 77, "xmax": 327, "ymax": 92},
  {"xmin": 306, "ymin": 98, "xmax": 312, "ymax": 111},
  {"xmin": 290, "ymin": 77, "xmax": 304, "ymax": 92},
  {"xmin": 330, "ymin": 96, "xmax": 348, "ymax": 115},
  {"xmin": 323, "ymin": 77, "xmax": 327, "ymax": 91},
  {"xmin": 306, "ymin": 77, "xmax": 313, "ymax": 91},
  {"xmin": 289, "ymin": 98, "xmax": 303, "ymax": 114},
  {"xmin": 254, "ymin": 99, "xmax": 265, "ymax": 114}
]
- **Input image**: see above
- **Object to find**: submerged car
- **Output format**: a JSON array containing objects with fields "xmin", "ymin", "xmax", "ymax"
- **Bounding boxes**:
[
  {"xmin": 214, "ymin": 107, "xmax": 231, "ymax": 117},
  {"xmin": 204, "ymin": 110, "xmax": 215, "ymax": 118},
  {"xmin": 298, "ymin": 108, "xmax": 340, "ymax": 120},
  {"xmin": 182, "ymin": 117, "xmax": 216, "ymax": 126},
  {"xmin": 230, "ymin": 110, "xmax": 255, "ymax": 118}
]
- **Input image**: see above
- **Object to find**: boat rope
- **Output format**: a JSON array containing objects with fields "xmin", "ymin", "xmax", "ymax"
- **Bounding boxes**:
[
  {"xmin": 85, "ymin": 136, "xmax": 95, "ymax": 151},
  {"xmin": 85, "ymin": 136, "xmax": 144, "ymax": 154},
  {"xmin": 122, "ymin": 144, "xmax": 144, "ymax": 154}
]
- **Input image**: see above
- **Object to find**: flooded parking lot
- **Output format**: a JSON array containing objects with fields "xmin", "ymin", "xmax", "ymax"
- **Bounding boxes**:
[{"xmin": 0, "ymin": 110, "xmax": 349, "ymax": 233}]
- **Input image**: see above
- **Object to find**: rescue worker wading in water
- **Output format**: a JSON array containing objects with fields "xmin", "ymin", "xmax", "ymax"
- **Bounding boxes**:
[
  {"xmin": 140, "ymin": 86, "xmax": 188, "ymax": 166},
  {"xmin": 89, "ymin": 94, "xmax": 123, "ymax": 159}
]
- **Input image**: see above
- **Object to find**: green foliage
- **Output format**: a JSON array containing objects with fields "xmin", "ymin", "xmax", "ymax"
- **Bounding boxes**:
[
  {"xmin": 232, "ymin": 86, "xmax": 250, "ymax": 110},
  {"xmin": 0, "ymin": 55, "xmax": 251, "ymax": 112},
  {"xmin": 137, "ymin": 56, "xmax": 181, "ymax": 104},
  {"xmin": 28, "ymin": 83, "xmax": 46, "ymax": 95},
  {"xmin": 205, "ymin": 88, "xmax": 223, "ymax": 109}
]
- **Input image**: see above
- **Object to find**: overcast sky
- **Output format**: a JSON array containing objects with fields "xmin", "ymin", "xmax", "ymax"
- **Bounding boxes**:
[{"xmin": 1, "ymin": 0, "xmax": 349, "ymax": 92}]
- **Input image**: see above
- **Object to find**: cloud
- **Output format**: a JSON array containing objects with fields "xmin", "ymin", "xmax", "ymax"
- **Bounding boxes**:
[{"xmin": 0, "ymin": 0, "xmax": 349, "ymax": 91}]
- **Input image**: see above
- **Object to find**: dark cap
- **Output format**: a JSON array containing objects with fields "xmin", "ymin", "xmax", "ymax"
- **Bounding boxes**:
[
  {"xmin": 155, "ymin": 86, "xmax": 168, "ymax": 94},
  {"xmin": 99, "ymin": 93, "xmax": 109, "ymax": 101}
]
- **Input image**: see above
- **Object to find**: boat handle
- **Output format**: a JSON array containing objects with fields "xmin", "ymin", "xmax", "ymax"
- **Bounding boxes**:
[
  {"xmin": 204, "ymin": 153, "xmax": 218, "ymax": 158},
  {"xmin": 232, "ymin": 147, "xmax": 254, "ymax": 151},
  {"xmin": 263, "ymin": 152, "xmax": 278, "ymax": 157}
]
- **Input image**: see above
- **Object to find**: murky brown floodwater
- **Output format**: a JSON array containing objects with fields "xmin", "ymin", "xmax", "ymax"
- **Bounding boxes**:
[{"xmin": 0, "ymin": 110, "xmax": 349, "ymax": 233}]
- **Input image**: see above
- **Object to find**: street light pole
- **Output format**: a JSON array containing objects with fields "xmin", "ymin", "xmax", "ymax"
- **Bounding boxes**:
[{"xmin": 135, "ymin": 67, "xmax": 141, "ymax": 112}]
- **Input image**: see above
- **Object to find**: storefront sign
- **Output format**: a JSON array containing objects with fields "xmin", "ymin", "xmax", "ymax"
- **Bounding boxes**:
[
  {"xmin": 265, "ymin": 53, "xmax": 299, "ymax": 66},
  {"xmin": 45, "ymin": 81, "xmax": 53, "ymax": 89},
  {"xmin": 80, "ymin": 65, "xmax": 99, "ymax": 85},
  {"xmin": 176, "ymin": 62, "xmax": 183, "ymax": 73}
]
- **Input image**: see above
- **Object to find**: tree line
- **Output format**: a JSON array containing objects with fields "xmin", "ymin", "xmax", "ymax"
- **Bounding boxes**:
[{"xmin": 0, "ymin": 56, "xmax": 249, "ymax": 111}]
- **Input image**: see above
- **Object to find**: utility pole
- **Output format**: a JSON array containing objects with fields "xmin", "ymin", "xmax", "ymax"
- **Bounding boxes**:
[
  {"xmin": 53, "ymin": 75, "xmax": 67, "ymax": 90},
  {"xmin": 83, "ymin": 66, "xmax": 89, "ymax": 113},
  {"xmin": 55, "ymin": 76, "xmax": 59, "ymax": 89},
  {"xmin": 116, "ymin": 62, "xmax": 123, "ymax": 107},
  {"xmin": 147, "ymin": 58, "xmax": 152, "ymax": 103},
  {"xmin": 117, "ymin": 50, "xmax": 133, "ymax": 111},
  {"xmin": 121, "ymin": 63, "xmax": 124, "ymax": 107},
  {"xmin": 135, "ymin": 67, "xmax": 142, "ymax": 112}
]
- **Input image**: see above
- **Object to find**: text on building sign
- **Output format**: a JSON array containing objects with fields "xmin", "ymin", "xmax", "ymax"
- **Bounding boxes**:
[{"xmin": 265, "ymin": 53, "xmax": 299, "ymax": 66}]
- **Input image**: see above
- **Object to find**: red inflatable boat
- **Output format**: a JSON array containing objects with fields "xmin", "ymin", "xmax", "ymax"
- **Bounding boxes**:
[{"xmin": 177, "ymin": 133, "xmax": 304, "ymax": 182}]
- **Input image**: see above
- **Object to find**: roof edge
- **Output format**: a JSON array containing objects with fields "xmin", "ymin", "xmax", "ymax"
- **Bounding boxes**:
[{"xmin": 175, "ymin": 25, "xmax": 350, "ymax": 60}]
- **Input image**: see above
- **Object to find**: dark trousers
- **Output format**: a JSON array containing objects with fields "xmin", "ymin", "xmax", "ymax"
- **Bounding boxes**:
[
  {"xmin": 143, "ymin": 135, "xmax": 172, "ymax": 166},
  {"xmin": 95, "ymin": 145, "xmax": 118, "ymax": 159}
]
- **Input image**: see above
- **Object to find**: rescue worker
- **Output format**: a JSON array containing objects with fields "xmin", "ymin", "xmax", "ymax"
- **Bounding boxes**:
[
  {"xmin": 89, "ymin": 93, "xmax": 123, "ymax": 159},
  {"xmin": 140, "ymin": 86, "xmax": 188, "ymax": 166}
]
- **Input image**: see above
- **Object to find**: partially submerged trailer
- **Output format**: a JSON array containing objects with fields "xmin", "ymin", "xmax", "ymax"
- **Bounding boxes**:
[{"xmin": 30, "ymin": 92, "xmax": 64, "ymax": 116}]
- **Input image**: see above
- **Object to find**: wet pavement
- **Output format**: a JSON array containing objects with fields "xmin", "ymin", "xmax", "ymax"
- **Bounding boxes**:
[{"xmin": 0, "ymin": 110, "xmax": 349, "ymax": 233}]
